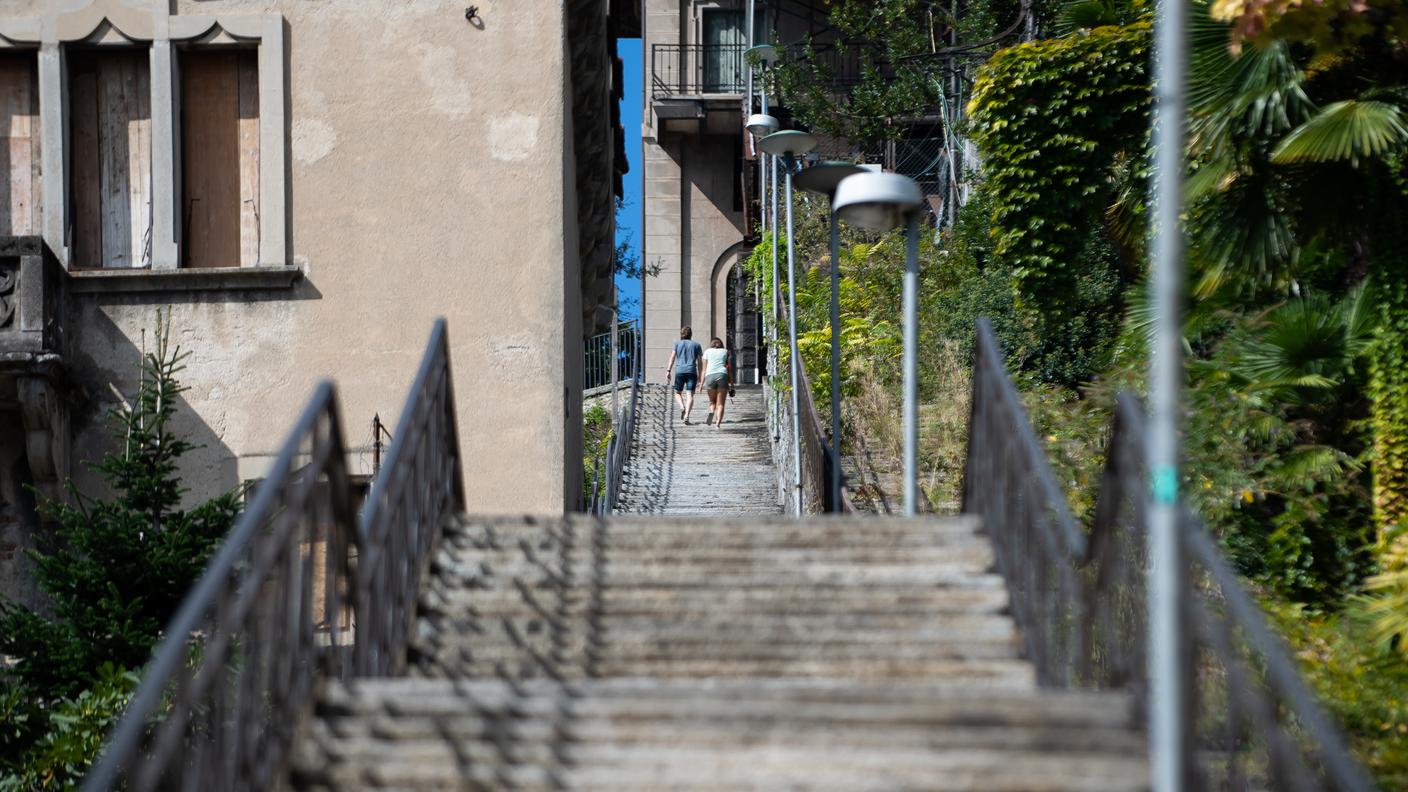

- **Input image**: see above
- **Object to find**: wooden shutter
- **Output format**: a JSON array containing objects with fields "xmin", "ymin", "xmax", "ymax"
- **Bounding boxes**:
[
  {"xmin": 69, "ymin": 50, "xmax": 153, "ymax": 269},
  {"xmin": 0, "ymin": 53, "xmax": 39, "ymax": 237},
  {"xmin": 182, "ymin": 50, "xmax": 259, "ymax": 269}
]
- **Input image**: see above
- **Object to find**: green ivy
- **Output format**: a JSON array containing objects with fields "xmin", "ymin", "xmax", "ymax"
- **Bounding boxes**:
[
  {"xmin": 966, "ymin": 22, "xmax": 1151, "ymax": 309},
  {"xmin": 1368, "ymin": 269, "xmax": 1408, "ymax": 535}
]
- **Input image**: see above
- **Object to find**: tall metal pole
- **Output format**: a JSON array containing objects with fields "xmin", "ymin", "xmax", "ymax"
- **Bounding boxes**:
[
  {"xmin": 770, "ymin": 150, "xmax": 781, "ymax": 443},
  {"xmin": 785, "ymin": 154, "xmax": 803, "ymax": 517},
  {"xmin": 828, "ymin": 208, "xmax": 842, "ymax": 511},
  {"xmin": 902, "ymin": 214, "xmax": 919, "ymax": 517},
  {"xmin": 1148, "ymin": 0, "xmax": 1189, "ymax": 785},
  {"xmin": 745, "ymin": 0, "xmax": 755, "ymax": 154}
]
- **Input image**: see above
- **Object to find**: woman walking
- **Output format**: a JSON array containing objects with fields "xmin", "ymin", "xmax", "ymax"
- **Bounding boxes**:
[{"xmin": 702, "ymin": 337, "xmax": 731, "ymax": 428}]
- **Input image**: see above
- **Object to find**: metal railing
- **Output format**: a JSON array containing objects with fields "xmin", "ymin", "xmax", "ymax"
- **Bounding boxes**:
[
  {"xmin": 585, "ymin": 319, "xmax": 640, "ymax": 391},
  {"xmin": 356, "ymin": 318, "xmax": 465, "ymax": 676},
  {"xmin": 651, "ymin": 43, "xmax": 747, "ymax": 98},
  {"xmin": 962, "ymin": 317, "xmax": 1375, "ymax": 791},
  {"xmin": 84, "ymin": 319, "xmax": 464, "ymax": 789},
  {"xmin": 83, "ymin": 384, "xmax": 360, "ymax": 792},
  {"xmin": 765, "ymin": 316, "xmax": 854, "ymax": 514},
  {"xmin": 595, "ymin": 374, "xmax": 640, "ymax": 515}
]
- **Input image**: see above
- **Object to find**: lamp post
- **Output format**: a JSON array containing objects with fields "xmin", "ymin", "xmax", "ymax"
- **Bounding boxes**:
[
  {"xmin": 833, "ymin": 171, "xmax": 924, "ymax": 517},
  {"xmin": 748, "ymin": 44, "xmax": 780, "ymax": 428},
  {"xmin": 758, "ymin": 130, "xmax": 817, "ymax": 517},
  {"xmin": 746, "ymin": 113, "xmax": 779, "ymax": 391},
  {"xmin": 795, "ymin": 161, "xmax": 865, "ymax": 512}
]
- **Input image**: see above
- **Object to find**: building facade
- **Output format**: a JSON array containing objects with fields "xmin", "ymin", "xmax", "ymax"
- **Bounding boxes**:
[
  {"xmin": 640, "ymin": 0, "xmax": 852, "ymax": 382},
  {"xmin": 0, "ymin": 0, "xmax": 634, "ymax": 607}
]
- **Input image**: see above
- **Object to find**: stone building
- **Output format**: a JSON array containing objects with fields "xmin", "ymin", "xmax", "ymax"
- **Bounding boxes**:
[
  {"xmin": 0, "ymin": 0, "xmax": 635, "ymax": 607},
  {"xmin": 640, "ymin": 1, "xmax": 958, "ymax": 379}
]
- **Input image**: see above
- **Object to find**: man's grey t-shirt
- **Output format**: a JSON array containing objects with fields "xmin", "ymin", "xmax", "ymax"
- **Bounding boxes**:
[{"xmin": 673, "ymin": 340, "xmax": 704, "ymax": 374}]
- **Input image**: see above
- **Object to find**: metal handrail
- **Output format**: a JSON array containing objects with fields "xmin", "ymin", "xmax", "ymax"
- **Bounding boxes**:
[
  {"xmin": 963, "ymin": 317, "xmax": 1375, "ymax": 791},
  {"xmin": 795, "ymin": 354, "xmax": 855, "ymax": 513},
  {"xmin": 83, "ymin": 383, "xmax": 359, "ymax": 792},
  {"xmin": 962, "ymin": 318, "xmax": 1087, "ymax": 683},
  {"xmin": 600, "ymin": 374, "xmax": 639, "ymax": 514},
  {"xmin": 356, "ymin": 318, "xmax": 465, "ymax": 676},
  {"xmin": 1089, "ymin": 394, "xmax": 1376, "ymax": 791},
  {"xmin": 85, "ymin": 319, "xmax": 463, "ymax": 788}
]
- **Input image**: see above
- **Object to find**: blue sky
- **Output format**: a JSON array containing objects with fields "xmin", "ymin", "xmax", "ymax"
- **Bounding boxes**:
[{"xmin": 616, "ymin": 38, "xmax": 643, "ymax": 321}]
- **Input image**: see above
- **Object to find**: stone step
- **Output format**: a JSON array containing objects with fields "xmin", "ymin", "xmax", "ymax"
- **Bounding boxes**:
[
  {"xmin": 407, "ymin": 655, "xmax": 1040, "ymax": 685},
  {"xmin": 293, "ymin": 680, "xmax": 1145, "ymax": 792},
  {"xmin": 418, "ymin": 585, "xmax": 1012, "ymax": 615}
]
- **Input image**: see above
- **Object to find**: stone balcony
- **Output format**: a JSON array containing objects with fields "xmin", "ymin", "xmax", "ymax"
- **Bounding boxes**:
[{"xmin": 0, "ymin": 236, "xmax": 69, "ymax": 500}]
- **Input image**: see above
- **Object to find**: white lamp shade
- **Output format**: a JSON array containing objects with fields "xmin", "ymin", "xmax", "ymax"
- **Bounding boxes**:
[
  {"xmin": 747, "ymin": 44, "xmax": 779, "ymax": 66},
  {"xmin": 746, "ymin": 113, "xmax": 780, "ymax": 137},
  {"xmin": 757, "ymin": 130, "xmax": 817, "ymax": 158},
  {"xmin": 833, "ymin": 172, "xmax": 924, "ymax": 229}
]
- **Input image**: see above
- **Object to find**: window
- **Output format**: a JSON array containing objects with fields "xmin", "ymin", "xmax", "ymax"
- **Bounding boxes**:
[
  {"xmin": 68, "ymin": 49, "xmax": 153, "ymax": 269},
  {"xmin": 3, "ymin": 6, "xmax": 287, "ymax": 277},
  {"xmin": 702, "ymin": 10, "xmax": 746, "ymax": 93},
  {"xmin": 181, "ymin": 50, "xmax": 259, "ymax": 269},
  {"xmin": 0, "ymin": 53, "xmax": 40, "ymax": 238}
]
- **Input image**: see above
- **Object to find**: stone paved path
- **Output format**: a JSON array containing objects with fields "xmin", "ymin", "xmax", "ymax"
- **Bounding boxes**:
[
  {"xmin": 615, "ymin": 383, "xmax": 781, "ymax": 516},
  {"xmin": 290, "ymin": 514, "xmax": 1148, "ymax": 790}
]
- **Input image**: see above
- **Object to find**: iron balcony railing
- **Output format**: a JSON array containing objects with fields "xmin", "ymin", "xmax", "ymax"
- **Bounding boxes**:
[
  {"xmin": 962, "ymin": 317, "xmax": 1375, "ymax": 791},
  {"xmin": 585, "ymin": 318, "xmax": 640, "ymax": 391},
  {"xmin": 651, "ymin": 43, "xmax": 748, "ymax": 98},
  {"xmin": 84, "ymin": 319, "xmax": 464, "ymax": 790}
]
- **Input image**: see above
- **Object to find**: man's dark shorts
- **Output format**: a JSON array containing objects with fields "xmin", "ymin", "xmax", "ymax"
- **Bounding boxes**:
[{"xmin": 673, "ymin": 371, "xmax": 698, "ymax": 393}]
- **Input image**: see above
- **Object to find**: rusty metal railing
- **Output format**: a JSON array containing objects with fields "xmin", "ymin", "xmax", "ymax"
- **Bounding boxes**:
[
  {"xmin": 963, "ymin": 316, "xmax": 1375, "ymax": 791},
  {"xmin": 84, "ymin": 319, "xmax": 463, "ymax": 789},
  {"xmin": 83, "ymin": 383, "xmax": 359, "ymax": 792}
]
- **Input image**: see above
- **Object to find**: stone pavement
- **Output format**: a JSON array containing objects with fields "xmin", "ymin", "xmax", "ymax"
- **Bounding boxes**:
[{"xmin": 615, "ymin": 383, "xmax": 782, "ymax": 517}]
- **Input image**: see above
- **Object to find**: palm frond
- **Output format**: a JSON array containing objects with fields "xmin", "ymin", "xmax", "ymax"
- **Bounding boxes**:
[
  {"xmin": 1272, "ymin": 100, "xmax": 1408, "ymax": 164},
  {"xmin": 1052, "ymin": 0, "xmax": 1123, "ymax": 34}
]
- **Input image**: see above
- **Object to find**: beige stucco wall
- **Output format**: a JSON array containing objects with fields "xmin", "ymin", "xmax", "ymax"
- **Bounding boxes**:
[{"xmin": 3, "ymin": 0, "xmax": 584, "ymax": 513}]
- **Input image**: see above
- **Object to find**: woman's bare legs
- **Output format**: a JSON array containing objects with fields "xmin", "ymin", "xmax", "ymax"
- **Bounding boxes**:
[{"xmin": 711, "ymin": 386, "xmax": 727, "ymax": 428}]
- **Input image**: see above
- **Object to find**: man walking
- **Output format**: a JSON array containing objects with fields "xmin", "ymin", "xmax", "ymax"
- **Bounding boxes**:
[{"xmin": 665, "ymin": 326, "xmax": 704, "ymax": 424}]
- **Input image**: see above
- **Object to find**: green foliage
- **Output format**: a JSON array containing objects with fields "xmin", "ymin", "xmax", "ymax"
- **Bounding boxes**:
[
  {"xmin": 1267, "ymin": 602, "xmax": 1408, "ymax": 788},
  {"xmin": 582, "ymin": 402, "xmax": 614, "ymax": 503},
  {"xmin": 769, "ymin": 0, "xmax": 944, "ymax": 147},
  {"xmin": 0, "ymin": 316, "xmax": 242, "ymax": 700},
  {"xmin": 0, "ymin": 312, "xmax": 241, "ymax": 785},
  {"xmin": 967, "ymin": 22, "xmax": 1151, "ymax": 311},
  {"xmin": 1367, "ymin": 269, "xmax": 1408, "ymax": 535},
  {"xmin": 0, "ymin": 667, "xmax": 138, "ymax": 791}
]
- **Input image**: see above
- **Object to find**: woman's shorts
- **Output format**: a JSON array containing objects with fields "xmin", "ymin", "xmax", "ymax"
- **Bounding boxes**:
[
  {"xmin": 705, "ymin": 373, "xmax": 728, "ymax": 390},
  {"xmin": 672, "ymin": 371, "xmax": 698, "ymax": 392}
]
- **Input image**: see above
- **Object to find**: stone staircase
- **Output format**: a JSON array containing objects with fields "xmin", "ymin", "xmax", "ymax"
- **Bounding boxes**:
[
  {"xmin": 615, "ymin": 384, "xmax": 781, "ymax": 516},
  {"xmin": 289, "ymin": 514, "xmax": 1148, "ymax": 790}
]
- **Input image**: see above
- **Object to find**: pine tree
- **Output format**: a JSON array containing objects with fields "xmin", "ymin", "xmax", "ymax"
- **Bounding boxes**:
[{"xmin": 0, "ymin": 311, "xmax": 244, "ymax": 701}]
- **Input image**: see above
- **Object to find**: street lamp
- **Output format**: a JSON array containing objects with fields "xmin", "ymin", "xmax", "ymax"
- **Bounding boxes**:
[
  {"xmin": 833, "ymin": 171, "xmax": 924, "ymax": 517},
  {"xmin": 757, "ymin": 129, "xmax": 817, "ymax": 517},
  {"xmin": 795, "ymin": 161, "xmax": 865, "ymax": 512},
  {"xmin": 746, "ymin": 113, "xmax": 780, "ymax": 390},
  {"xmin": 749, "ymin": 41, "xmax": 781, "ymax": 397}
]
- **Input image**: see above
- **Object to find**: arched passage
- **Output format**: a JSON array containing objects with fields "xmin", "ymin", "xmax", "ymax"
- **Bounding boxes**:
[{"xmin": 709, "ymin": 241, "xmax": 761, "ymax": 384}]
